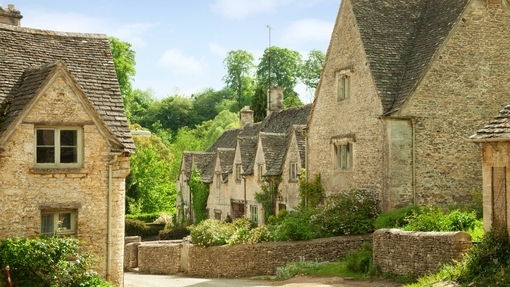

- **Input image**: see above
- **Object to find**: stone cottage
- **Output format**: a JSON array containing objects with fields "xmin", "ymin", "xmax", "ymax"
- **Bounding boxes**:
[
  {"xmin": 0, "ymin": 6, "xmax": 134, "ymax": 286},
  {"xmin": 177, "ymin": 89, "xmax": 311, "ymax": 224},
  {"xmin": 469, "ymin": 105, "xmax": 510, "ymax": 236},
  {"xmin": 306, "ymin": 0, "xmax": 510, "ymax": 211}
]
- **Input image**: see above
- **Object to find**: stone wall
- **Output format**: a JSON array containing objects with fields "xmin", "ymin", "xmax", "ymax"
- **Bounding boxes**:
[
  {"xmin": 373, "ymin": 229, "xmax": 473, "ymax": 277},
  {"xmin": 137, "ymin": 240, "xmax": 183, "ymax": 274}
]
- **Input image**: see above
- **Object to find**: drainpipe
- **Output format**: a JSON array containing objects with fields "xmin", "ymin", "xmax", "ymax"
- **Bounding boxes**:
[
  {"xmin": 107, "ymin": 153, "xmax": 119, "ymax": 281},
  {"xmin": 411, "ymin": 119, "xmax": 416, "ymax": 205},
  {"xmin": 243, "ymin": 175, "xmax": 247, "ymax": 217}
]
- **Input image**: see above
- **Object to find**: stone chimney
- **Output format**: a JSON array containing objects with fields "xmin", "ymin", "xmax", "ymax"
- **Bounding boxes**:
[
  {"xmin": 0, "ymin": 4, "xmax": 22, "ymax": 26},
  {"xmin": 240, "ymin": 106, "xmax": 254, "ymax": 128},
  {"xmin": 267, "ymin": 86, "xmax": 284, "ymax": 117}
]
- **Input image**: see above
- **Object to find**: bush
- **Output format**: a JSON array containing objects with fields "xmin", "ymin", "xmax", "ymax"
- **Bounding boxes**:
[
  {"xmin": 0, "ymin": 236, "xmax": 114, "ymax": 287},
  {"xmin": 159, "ymin": 226, "xmax": 190, "ymax": 240},
  {"xmin": 189, "ymin": 219, "xmax": 235, "ymax": 247},
  {"xmin": 402, "ymin": 206, "xmax": 478, "ymax": 232},
  {"xmin": 374, "ymin": 205, "xmax": 420, "ymax": 229},
  {"xmin": 125, "ymin": 218, "xmax": 160, "ymax": 237},
  {"xmin": 344, "ymin": 242, "xmax": 373, "ymax": 274},
  {"xmin": 269, "ymin": 208, "xmax": 319, "ymax": 241},
  {"xmin": 125, "ymin": 212, "xmax": 161, "ymax": 223},
  {"xmin": 311, "ymin": 189, "xmax": 379, "ymax": 236}
]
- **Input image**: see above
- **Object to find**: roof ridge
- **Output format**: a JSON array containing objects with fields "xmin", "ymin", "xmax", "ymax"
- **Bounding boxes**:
[{"xmin": 0, "ymin": 23, "xmax": 107, "ymax": 39}]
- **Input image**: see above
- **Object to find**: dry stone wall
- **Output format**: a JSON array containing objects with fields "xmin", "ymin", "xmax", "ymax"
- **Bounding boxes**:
[
  {"xmin": 373, "ymin": 229, "xmax": 473, "ymax": 277},
  {"xmin": 137, "ymin": 241, "xmax": 182, "ymax": 274}
]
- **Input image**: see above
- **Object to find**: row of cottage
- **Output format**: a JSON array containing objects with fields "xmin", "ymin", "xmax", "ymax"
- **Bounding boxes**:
[{"xmin": 178, "ymin": 0, "xmax": 510, "ymax": 235}]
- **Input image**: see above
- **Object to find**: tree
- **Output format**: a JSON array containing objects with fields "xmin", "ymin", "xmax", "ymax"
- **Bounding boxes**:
[
  {"xmin": 108, "ymin": 37, "xmax": 136, "ymax": 98},
  {"xmin": 126, "ymin": 131, "xmax": 175, "ymax": 214},
  {"xmin": 256, "ymin": 46, "xmax": 303, "ymax": 107},
  {"xmin": 251, "ymin": 84, "xmax": 267, "ymax": 122},
  {"xmin": 223, "ymin": 50, "xmax": 256, "ymax": 111},
  {"xmin": 299, "ymin": 49, "xmax": 325, "ymax": 90}
]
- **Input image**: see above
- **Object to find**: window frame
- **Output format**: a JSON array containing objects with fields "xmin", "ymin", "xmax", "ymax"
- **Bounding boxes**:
[
  {"xmin": 250, "ymin": 205, "xmax": 258, "ymax": 224},
  {"xmin": 236, "ymin": 164, "xmax": 243, "ymax": 181},
  {"xmin": 289, "ymin": 162, "xmax": 299, "ymax": 181},
  {"xmin": 258, "ymin": 164, "xmax": 265, "ymax": 182},
  {"xmin": 336, "ymin": 72, "xmax": 351, "ymax": 101},
  {"xmin": 40, "ymin": 210, "xmax": 77, "ymax": 237},
  {"xmin": 335, "ymin": 142, "xmax": 353, "ymax": 170},
  {"xmin": 35, "ymin": 127, "xmax": 83, "ymax": 168}
]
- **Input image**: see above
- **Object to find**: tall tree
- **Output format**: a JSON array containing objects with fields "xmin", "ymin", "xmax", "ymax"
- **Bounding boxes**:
[
  {"xmin": 256, "ymin": 46, "xmax": 303, "ymax": 107},
  {"xmin": 251, "ymin": 84, "xmax": 268, "ymax": 122},
  {"xmin": 223, "ymin": 50, "xmax": 256, "ymax": 111},
  {"xmin": 108, "ymin": 37, "xmax": 136, "ymax": 98},
  {"xmin": 299, "ymin": 49, "xmax": 325, "ymax": 90}
]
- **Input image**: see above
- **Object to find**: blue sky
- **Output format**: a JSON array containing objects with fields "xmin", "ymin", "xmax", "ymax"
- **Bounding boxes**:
[{"xmin": 4, "ymin": 1, "xmax": 340, "ymax": 103}]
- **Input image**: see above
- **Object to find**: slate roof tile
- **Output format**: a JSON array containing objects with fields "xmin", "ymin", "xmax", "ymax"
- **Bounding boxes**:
[{"xmin": 470, "ymin": 105, "xmax": 510, "ymax": 141}]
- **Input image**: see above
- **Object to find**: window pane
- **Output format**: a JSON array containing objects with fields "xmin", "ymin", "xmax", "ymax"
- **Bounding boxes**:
[
  {"xmin": 60, "ymin": 147, "xmax": 77, "ymax": 163},
  {"xmin": 41, "ymin": 213, "xmax": 54, "ymax": 235},
  {"xmin": 58, "ymin": 213, "xmax": 71, "ymax": 230},
  {"xmin": 60, "ymin": 130, "xmax": 77, "ymax": 146},
  {"xmin": 37, "ymin": 147, "xmax": 55, "ymax": 163},
  {"xmin": 341, "ymin": 145, "xmax": 347, "ymax": 168},
  {"xmin": 37, "ymin": 130, "xmax": 54, "ymax": 145}
]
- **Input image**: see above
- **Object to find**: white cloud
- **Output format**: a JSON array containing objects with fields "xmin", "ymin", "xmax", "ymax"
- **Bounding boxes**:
[
  {"xmin": 281, "ymin": 19, "xmax": 334, "ymax": 46},
  {"xmin": 157, "ymin": 49, "xmax": 205, "ymax": 76},
  {"xmin": 209, "ymin": 42, "xmax": 227, "ymax": 57},
  {"xmin": 20, "ymin": 10, "xmax": 153, "ymax": 48},
  {"xmin": 211, "ymin": 0, "xmax": 294, "ymax": 20}
]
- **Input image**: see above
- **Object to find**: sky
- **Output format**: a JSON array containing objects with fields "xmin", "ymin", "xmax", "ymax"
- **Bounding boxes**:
[{"xmin": 3, "ymin": 0, "xmax": 340, "ymax": 104}]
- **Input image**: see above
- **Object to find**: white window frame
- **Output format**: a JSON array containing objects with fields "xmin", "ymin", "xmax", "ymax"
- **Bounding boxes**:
[
  {"xmin": 289, "ymin": 162, "xmax": 299, "ymax": 181},
  {"xmin": 335, "ymin": 142, "xmax": 353, "ymax": 170},
  {"xmin": 35, "ymin": 127, "xmax": 83, "ymax": 168},
  {"xmin": 258, "ymin": 164, "xmax": 264, "ymax": 181},
  {"xmin": 41, "ymin": 210, "xmax": 77, "ymax": 236},
  {"xmin": 250, "ymin": 205, "xmax": 258, "ymax": 224},
  {"xmin": 337, "ymin": 73, "xmax": 351, "ymax": 101}
]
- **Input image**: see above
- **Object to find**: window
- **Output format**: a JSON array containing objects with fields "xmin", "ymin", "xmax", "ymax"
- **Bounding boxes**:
[
  {"xmin": 258, "ymin": 164, "xmax": 264, "ymax": 181},
  {"xmin": 214, "ymin": 210, "xmax": 222, "ymax": 221},
  {"xmin": 236, "ymin": 164, "xmax": 242, "ymax": 181},
  {"xmin": 250, "ymin": 205, "xmax": 258, "ymax": 224},
  {"xmin": 337, "ymin": 73, "xmax": 351, "ymax": 101},
  {"xmin": 216, "ymin": 173, "xmax": 221, "ymax": 193},
  {"xmin": 36, "ymin": 127, "xmax": 82, "ymax": 167},
  {"xmin": 335, "ymin": 142, "xmax": 353, "ymax": 170},
  {"xmin": 41, "ymin": 210, "xmax": 77, "ymax": 236},
  {"xmin": 289, "ymin": 162, "xmax": 299, "ymax": 181}
]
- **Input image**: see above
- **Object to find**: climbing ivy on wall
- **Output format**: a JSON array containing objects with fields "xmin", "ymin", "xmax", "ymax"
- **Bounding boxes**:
[
  {"xmin": 255, "ymin": 177, "xmax": 282, "ymax": 222},
  {"xmin": 299, "ymin": 171, "xmax": 324, "ymax": 209},
  {"xmin": 189, "ymin": 167, "xmax": 210, "ymax": 224}
]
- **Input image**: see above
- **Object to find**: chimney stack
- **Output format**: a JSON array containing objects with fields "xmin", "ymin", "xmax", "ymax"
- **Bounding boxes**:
[
  {"xmin": 0, "ymin": 4, "xmax": 22, "ymax": 26},
  {"xmin": 267, "ymin": 86, "xmax": 284, "ymax": 117},
  {"xmin": 240, "ymin": 106, "xmax": 254, "ymax": 128}
]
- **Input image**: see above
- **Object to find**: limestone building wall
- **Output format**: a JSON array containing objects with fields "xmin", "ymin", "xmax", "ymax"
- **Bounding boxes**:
[{"xmin": 0, "ymin": 76, "xmax": 129, "ymax": 286}]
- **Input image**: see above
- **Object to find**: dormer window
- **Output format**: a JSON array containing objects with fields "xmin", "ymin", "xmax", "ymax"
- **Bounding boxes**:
[
  {"xmin": 236, "ymin": 164, "xmax": 242, "ymax": 181},
  {"xmin": 35, "ymin": 127, "xmax": 83, "ymax": 167}
]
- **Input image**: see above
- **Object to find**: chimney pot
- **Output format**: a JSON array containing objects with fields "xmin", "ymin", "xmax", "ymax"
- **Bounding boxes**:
[
  {"xmin": 0, "ymin": 4, "xmax": 22, "ymax": 26},
  {"xmin": 240, "ymin": 106, "xmax": 254, "ymax": 128}
]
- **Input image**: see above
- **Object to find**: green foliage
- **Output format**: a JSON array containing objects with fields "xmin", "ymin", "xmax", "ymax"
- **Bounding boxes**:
[
  {"xmin": 188, "ymin": 167, "xmax": 210, "ymax": 224},
  {"xmin": 255, "ymin": 177, "xmax": 281, "ymax": 223},
  {"xmin": 276, "ymin": 257, "xmax": 327, "ymax": 280},
  {"xmin": 269, "ymin": 208, "xmax": 319, "ymax": 241},
  {"xmin": 125, "ymin": 212, "xmax": 161, "ymax": 223},
  {"xmin": 125, "ymin": 218, "xmax": 160, "ymax": 237},
  {"xmin": 159, "ymin": 227, "xmax": 190, "ymax": 240},
  {"xmin": 344, "ymin": 242, "xmax": 373, "ymax": 274},
  {"xmin": 108, "ymin": 37, "xmax": 136, "ymax": 99},
  {"xmin": 223, "ymin": 50, "xmax": 255, "ymax": 110},
  {"xmin": 0, "ymin": 236, "xmax": 113, "ymax": 287},
  {"xmin": 126, "ymin": 132, "xmax": 175, "ymax": 214},
  {"xmin": 299, "ymin": 171, "xmax": 324, "ymax": 209},
  {"xmin": 402, "ymin": 206, "xmax": 478, "ymax": 232},
  {"xmin": 374, "ymin": 205, "xmax": 420, "ymax": 229},
  {"xmin": 311, "ymin": 189, "xmax": 379, "ymax": 236},
  {"xmin": 299, "ymin": 49, "xmax": 325, "ymax": 90},
  {"xmin": 250, "ymin": 84, "xmax": 267, "ymax": 122},
  {"xmin": 189, "ymin": 219, "xmax": 236, "ymax": 247}
]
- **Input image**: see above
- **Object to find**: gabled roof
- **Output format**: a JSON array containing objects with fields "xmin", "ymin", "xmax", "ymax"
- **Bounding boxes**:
[
  {"xmin": 217, "ymin": 148, "xmax": 236, "ymax": 181},
  {"xmin": 330, "ymin": 0, "xmax": 469, "ymax": 115},
  {"xmin": 469, "ymin": 105, "xmax": 510, "ymax": 142},
  {"xmin": 0, "ymin": 24, "xmax": 134, "ymax": 152},
  {"xmin": 206, "ymin": 128, "xmax": 241, "ymax": 152},
  {"xmin": 261, "ymin": 133, "xmax": 290, "ymax": 177},
  {"xmin": 293, "ymin": 125, "xmax": 307, "ymax": 168},
  {"xmin": 238, "ymin": 136, "xmax": 259, "ymax": 175},
  {"xmin": 180, "ymin": 151, "xmax": 216, "ymax": 183}
]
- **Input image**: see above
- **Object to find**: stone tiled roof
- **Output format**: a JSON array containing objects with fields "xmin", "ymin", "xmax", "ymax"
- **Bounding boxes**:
[
  {"xmin": 238, "ymin": 136, "xmax": 259, "ymax": 175},
  {"xmin": 217, "ymin": 148, "xmax": 236, "ymax": 182},
  {"xmin": 181, "ymin": 151, "xmax": 216, "ymax": 182},
  {"xmin": 470, "ymin": 105, "xmax": 510, "ymax": 141},
  {"xmin": 351, "ymin": 0, "xmax": 469, "ymax": 114},
  {"xmin": 294, "ymin": 125, "xmax": 307, "ymax": 168},
  {"xmin": 206, "ymin": 128, "xmax": 241, "ymax": 152},
  {"xmin": 0, "ymin": 24, "xmax": 134, "ymax": 152},
  {"xmin": 262, "ymin": 133, "xmax": 291, "ymax": 177}
]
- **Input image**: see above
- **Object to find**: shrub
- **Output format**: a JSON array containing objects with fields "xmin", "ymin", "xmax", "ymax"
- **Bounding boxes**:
[
  {"xmin": 125, "ymin": 218, "xmax": 160, "ymax": 237},
  {"xmin": 276, "ymin": 257, "xmax": 327, "ymax": 280},
  {"xmin": 269, "ymin": 208, "xmax": 319, "ymax": 241},
  {"xmin": 402, "ymin": 206, "xmax": 478, "ymax": 232},
  {"xmin": 344, "ymin": 242, "xmax": 373, "ymax": 274},
  {"xmin": 159, "ymin": 226, "xmax": 190, "ymax": 240},
  {"xmin": 0, "ymin": 236, "xmax": 114, "ymax": 287},
  {"xmin": 311, "ymin": 189, "xmax": 379, "ymax": 236},
  {"xmin": 189, "ymin": 219, "xmax": 235, "ymax": 247},
  {"xmin": 125, "ymin": 212, "xmax": 161, "ymax": 223},
  {"xmin": 374, "ymin": 205, "xmax": 420, "ymax": 229}
]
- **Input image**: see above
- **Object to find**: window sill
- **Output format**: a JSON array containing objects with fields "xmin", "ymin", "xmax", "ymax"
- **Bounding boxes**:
[
  {"xmin": 288, "ymin": 179, "xmax": 299, "ymax": 183},
  {"xmin": 30, "ymin": 167, "xmax": 89, "ymax": 174},
  {"xmin": 334, "ymin": 168, "xmax": 354, "ymax": 173}
]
